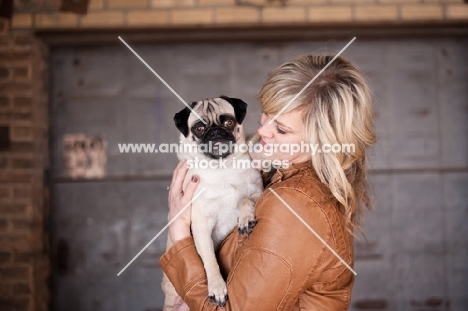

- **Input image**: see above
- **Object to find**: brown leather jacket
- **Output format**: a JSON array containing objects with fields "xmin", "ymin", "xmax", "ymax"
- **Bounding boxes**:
[{"xmin": 160, "ymin": 161, "xmax": 355, "ymax": 310}]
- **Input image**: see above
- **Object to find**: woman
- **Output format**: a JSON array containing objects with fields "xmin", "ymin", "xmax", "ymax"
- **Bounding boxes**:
[{"xmin": 161, "ymin": 54, "xmax": 376, "ymax": 310}]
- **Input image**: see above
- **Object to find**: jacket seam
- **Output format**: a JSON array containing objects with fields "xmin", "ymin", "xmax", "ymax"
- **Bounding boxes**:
[
  {"xmin": 265, "ymin": 186, "xmax": 349, "ymax": 284},
  {"xmin": 313, "ymin": 266, "xmax": 351, "ymax": 288},
  {"xmin": 160, "ymin": 243, "xmax": 196, "ymax": 270},
  {"xmin": 307, "ymin": 246, "xmax": 327, "ymax": 283},
  {"xmin": 183, "ymin": 273, "xmax": 208, "ymax": 298},
  {"xmin": 218, "ymin": 230, "xmax": 234, "ymax": 250},
  {"xmin": 274, "ymin": 186, "xmax": 344, "ymax": 257},
  {"xmin": 227, "ymin": 246, "xmax": 294, "ymax": 310}
]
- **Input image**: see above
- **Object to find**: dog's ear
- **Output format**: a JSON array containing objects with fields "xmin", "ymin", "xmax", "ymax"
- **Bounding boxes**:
[
  {"xmin": 174, "ymin": 106, "xmax": 192, "ymax": 137},
  {"xmin": 220, "ymin": 95, "xmax": 247, "ymax": 125}
]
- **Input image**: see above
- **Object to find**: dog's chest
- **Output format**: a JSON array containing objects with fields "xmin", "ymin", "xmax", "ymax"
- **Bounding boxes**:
[{"xmin": 190, "ymin": 170, "xmax": 249, "ymax": 202}]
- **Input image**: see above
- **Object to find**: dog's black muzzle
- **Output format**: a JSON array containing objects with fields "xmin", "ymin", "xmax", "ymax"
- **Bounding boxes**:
[{"xmin": 202, "ymin": 126, "xmax": 236, "ymax": 159}]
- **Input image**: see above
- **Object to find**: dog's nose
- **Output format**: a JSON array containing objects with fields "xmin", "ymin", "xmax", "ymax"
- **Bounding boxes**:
[{"xmin": 205, "ymin": 126, "xmax": 229, "ymax": 141}]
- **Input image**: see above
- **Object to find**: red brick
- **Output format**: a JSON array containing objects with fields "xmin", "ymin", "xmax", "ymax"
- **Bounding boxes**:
[
  {"xmin": 12, "ymin": 283, "xmax": 30, "ymax": 295},
  {"xmin": 0, "ymin": 112, "xmax": 11, "ymax": 121},
  {"xmin": 12, "ymin": 220, "xmax": 40, "ymax": 231},
  {"xmin": 0, "ymin": 251, "xmax": 12, "ymax": 264},
  {"xmin": 12, "ymin": 97, "xmax": 32, "ymax": 109},
  {"xmin": 0, "ymin": 83, "xmax": 32, "ymax": 93},
  {"xmin": 12, "ymin": 112, "xmax": 32, "ymax": 121},
  {"xmin": 0, "ymin": 67, "xmax": 9, "ymax": 79},
  {"xmin": 11, "ymin": 158, "xmax": 34, "ymax": 169},
  {"xmin": 0, "ymin": 203, "xmax": 28, "ymax": 215},
  {"xmin": 0, "ymin": 218, "xmax": 7, "ymax": 231},
  {"xmin": 0, "ymin": 35, "xmax": 10, "ymax": 46},
  {"xmin": 0, "ymin": 19, "xmax": 9, "ymax": 34},
  {"xmin": 0, "ymin": 51, "xmax": 31, "ymax": 63},
  {"xmin": 14, "ymin": 251, "xmax": 39, "ymax": 264},
  {"xmin": 0, "ymin": 297, "xmax": 30, "ymax": 310},
  {"xmin": 13, "ymin": 187, "xmax": 31, "ymax": 199},
  {"xmin": 0, "ymin": 173, "xmax": 32, "ymax": 183},
  {"xmin": 0, "ymin": 234, "xmax": 32, "ymax": 250},
  {"xmin": 11, "ymin": 127, "xmax": 32, "ymax": 140},
  {"xmin": 0, "ymin": 283, "xmax": 11, "ymax": 296},
  {"xmin": 13, "ymin": 35, "xmax": 34, "ymax": 46},
  {"xmin": 9, "ymin": 142, "xmax": 34, "ymax": 153},
  {"xmin": 0, "ymin": 156, "xmax": 8, "ymax": 169},
  {"xmin": 12, "ymin": 67, "xmax": 29, "ymax": 79},
  {"xmin": 0, "ymin": 186, "xmax": 10, "ymax": 198},
  {"xmin": 0, "ymin": 96, "xmax": 9, "ymax": 108}
]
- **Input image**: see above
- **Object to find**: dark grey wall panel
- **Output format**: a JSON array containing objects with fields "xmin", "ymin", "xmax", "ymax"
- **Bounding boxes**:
[
  {"xmin": 50, "ymin": 181, "xmax": 170, "ymax": 311},
  {"xmin": 49, "ymin": 38, "xmax": 468, "ymax": 311}
]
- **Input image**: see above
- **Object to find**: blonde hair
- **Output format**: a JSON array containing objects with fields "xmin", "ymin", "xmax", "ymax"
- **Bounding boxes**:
[{"xmin": 258, "ymin": 54, "xmax": 376, "ymax": 236}]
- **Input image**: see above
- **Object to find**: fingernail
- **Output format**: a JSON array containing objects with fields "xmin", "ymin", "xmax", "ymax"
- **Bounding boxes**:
[{"xmin": 191, "ymin": 175, "xmax": 199, "ymax": 183}]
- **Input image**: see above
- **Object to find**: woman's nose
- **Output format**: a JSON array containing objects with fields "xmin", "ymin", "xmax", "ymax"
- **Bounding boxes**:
[{"xmin": 257, "ymin": 123, "xmax": 273, "ymax": 138}]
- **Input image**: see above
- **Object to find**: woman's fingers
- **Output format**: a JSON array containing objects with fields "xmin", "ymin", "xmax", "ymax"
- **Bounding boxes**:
[
  {"xmin": 171, "ymin": 161, "xmax": 189, "ymax": 195},
  {"xmin": 182, "ymin": 175, "xmax": 199, "ymax": 203},
  {"xmin": 171, "ymin": 160, "xmax": 186, "ymax": 185}
]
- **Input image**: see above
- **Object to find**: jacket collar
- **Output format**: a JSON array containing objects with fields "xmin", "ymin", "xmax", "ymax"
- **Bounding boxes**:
[{"xmin": 267, "ymin": 160, "xmax": 315, "ymax": 185}]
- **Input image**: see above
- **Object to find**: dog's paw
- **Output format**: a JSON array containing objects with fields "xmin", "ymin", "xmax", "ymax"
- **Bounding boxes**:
[
  {"xmin": 238, "ymin": 218, "xmax": 257, "ymax": 237},
  {"xmin": 208, "ymin": 279, "xmax": 228, "ymax": 306}
]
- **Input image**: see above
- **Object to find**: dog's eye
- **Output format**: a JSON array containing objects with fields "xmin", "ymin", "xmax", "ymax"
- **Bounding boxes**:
[
  {"xmin": 195, "ymin": 126, "xmax": 205, "ymax": 134},
  {"xmin": 224, "ymin": 119, "xmax": 234, "ymax": 128}
]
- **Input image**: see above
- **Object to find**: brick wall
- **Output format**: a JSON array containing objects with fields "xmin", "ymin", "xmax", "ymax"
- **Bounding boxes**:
[
  {"xmin": 10, "ymin": 0, "xmax": 468, "ymax": 30},
  {"xmin": 0, "ymin": 21, "xmax": 50, "ymax": 311}
]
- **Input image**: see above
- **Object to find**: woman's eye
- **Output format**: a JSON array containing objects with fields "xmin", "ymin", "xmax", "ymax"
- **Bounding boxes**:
[
  {"xmin": 276, "ymin": 127, "xmax": 287, "ymax": 134},
  {"xmin": 224, "ymin": 119, "xmax": 234, "ymax": 127}
]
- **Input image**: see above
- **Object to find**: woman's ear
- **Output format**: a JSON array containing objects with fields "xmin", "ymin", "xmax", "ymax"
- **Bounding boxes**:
[{"xmin": 220, "ymin": 95, "xmax": 247, "ymax": 124}]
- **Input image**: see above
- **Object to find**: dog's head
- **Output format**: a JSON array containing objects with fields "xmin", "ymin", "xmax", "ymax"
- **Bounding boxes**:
[{"xmin": 174, "ymin": 96, "xmax": 247, "ymax": 159}]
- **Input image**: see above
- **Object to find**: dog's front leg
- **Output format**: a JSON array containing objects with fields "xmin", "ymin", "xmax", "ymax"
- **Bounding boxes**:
[
  {"xmin": 191, "ymin": 212, "xmax": 227, "ymax": 306},
  {"xmin": 238, "ymin": 192, "xmax": 261, "ymax": 237}
]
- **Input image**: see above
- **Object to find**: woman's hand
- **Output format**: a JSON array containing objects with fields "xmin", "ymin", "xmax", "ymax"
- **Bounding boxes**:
[
  {"xmin": 173, "ymin": 296, "xmax": 190, "ymax": 311},
  {"xmin": 168, "ymin": 160, "xmax": 200, "ymax": 244}
]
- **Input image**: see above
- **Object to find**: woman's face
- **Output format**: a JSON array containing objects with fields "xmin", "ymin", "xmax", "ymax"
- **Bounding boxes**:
[{"xmin": 254, "ymin": 108, "xmax": 311, "ymax": 165}]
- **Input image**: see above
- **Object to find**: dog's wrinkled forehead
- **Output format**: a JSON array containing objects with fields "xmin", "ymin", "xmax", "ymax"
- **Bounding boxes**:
[{"xmin": 188, "ymin": 98, "xmax": 235, "ymax": 126}]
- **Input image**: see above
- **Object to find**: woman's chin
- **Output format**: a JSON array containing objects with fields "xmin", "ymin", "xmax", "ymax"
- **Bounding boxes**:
[{"xmin": 248, "ymin": 150, "xmax": 264, "ymax": 161}]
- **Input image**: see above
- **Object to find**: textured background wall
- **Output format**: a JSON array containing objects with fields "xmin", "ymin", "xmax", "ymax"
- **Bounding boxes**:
[{"xmin": 46, "ymin": 39, "xmax": 468, "ymax": 311}]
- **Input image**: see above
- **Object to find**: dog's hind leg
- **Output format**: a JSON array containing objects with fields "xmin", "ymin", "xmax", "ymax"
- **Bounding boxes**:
[
  {"xmin": 162, "ymin": 272, "xmax": 178, "ymax": 311},
  {"xmin": 161, "ymin": 236, "xmax": 179, "ymax": 311},
  {"xmin": 191, "ymin": 212, "xmax": 227, "ymax": 307}
]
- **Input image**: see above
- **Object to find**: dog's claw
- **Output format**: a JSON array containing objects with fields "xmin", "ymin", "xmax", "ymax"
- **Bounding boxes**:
[
  {"xmin": 208, "ymin": 294, "xmax": 228, "ymax": 306},
  {"xmin": 208, "ymin": 277, "xmax": 227, "ymax": 307},
  {"xmin": 238, "ymin": 220, "xmax": 257, "ymax": 237}
]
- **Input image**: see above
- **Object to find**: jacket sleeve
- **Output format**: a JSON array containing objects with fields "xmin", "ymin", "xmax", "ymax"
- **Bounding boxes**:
[{"xmin": 159, "ymin": 187, "xmax": 332, "ymax": 311}]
